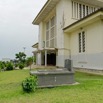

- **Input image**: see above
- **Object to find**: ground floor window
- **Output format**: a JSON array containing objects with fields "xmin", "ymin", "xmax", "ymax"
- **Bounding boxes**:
[{"xmin": 78, "ymin": 31, "xmax": 86, "ymax": 53}]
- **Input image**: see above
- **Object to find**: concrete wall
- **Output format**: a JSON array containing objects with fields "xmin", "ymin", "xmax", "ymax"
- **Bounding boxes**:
[
  {"xmin": 56, "ymin": 0, "xmax": 77, "ymax": 67},
  {"xmin": 67, "ymin": 19, "xmax": 103, "ymax": 70}
]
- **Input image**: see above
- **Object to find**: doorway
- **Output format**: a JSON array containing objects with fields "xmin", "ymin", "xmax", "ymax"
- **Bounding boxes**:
[{"xmin": 47, "ymin": 53, "xmax": 56, "ymax": 66}]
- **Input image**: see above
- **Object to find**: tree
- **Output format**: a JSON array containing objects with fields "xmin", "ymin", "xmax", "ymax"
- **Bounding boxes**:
[
  {"xmin": 26, "ymin": 57, "xmax": 33, "ymax": 70},
  {"xmin": 15, "ymin": 52, "xmax": 26, "ymax": 69},
  {"xmin": 15, "ymin": 52, "xmax": 26, "ymax": 63}
]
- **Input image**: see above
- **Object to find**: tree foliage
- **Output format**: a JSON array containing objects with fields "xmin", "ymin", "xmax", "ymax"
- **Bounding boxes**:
[
  {"xmin": 15, "ymin": 52, "xmax": 26, "ymax": 69},
  {"xmin": 15, "ymin": 52, "xmax": 26, "ymax": 63},
  {"xmin": 26, "ymin": 57, "xmax": 33, "ymax": 67},
  {"xmin": 19, "ymin": 63, "xmax": 24, "ymax": 69}
]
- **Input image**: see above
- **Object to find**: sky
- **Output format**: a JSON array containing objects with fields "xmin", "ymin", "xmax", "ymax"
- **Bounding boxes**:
[{"xmin": 0, "ymin": 0, "xmax": 47, "ymax": 60}]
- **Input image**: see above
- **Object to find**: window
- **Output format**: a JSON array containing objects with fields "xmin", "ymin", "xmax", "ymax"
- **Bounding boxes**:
[
  {"xmin": 72, "ymin": 1, "xmax": 99, "ymax": 19},
  {"xmin": 46, "ymin": 16, "xmax": 56, "ymax": 48},
  {"xmin": 46, "ymin": 21, "xmax": 50, "ymax": 47},
  {"xmin": 86, "ymin": 6, "xmax": 89, "ymax": 15},
  {"xmin": 82, "ymin": 31, "xmax": 85, "ymax": 52},
  {"xmin": 79, "ymin": 33, "xmax": 82, "ymax": 53},
  {"xmin": 78, "ymin": 31, "xmax": 86, "ymax": 53},
  {"xmin": 79, "ymin": 4, "xmax": 82, "ymax": 19}
]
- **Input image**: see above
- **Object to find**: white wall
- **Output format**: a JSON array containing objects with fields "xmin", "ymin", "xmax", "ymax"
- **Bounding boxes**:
[
  {"xmin": 69, "ymin": 19, "xmax": 103, "ymax": 70},
  {"xmin": 56, "ymin": 0, "xmax": 77, "ymax": 67}
]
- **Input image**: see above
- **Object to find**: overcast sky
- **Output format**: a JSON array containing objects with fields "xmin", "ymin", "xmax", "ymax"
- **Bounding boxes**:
[{"xmin": 0, "ymin": 0, "xmax": 47, "ymax": 60}]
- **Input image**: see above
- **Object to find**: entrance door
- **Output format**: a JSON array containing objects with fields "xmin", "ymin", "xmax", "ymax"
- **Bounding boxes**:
[{"xmin": 47, "ymin": 53, "xmax": 56, "ymax": 66}]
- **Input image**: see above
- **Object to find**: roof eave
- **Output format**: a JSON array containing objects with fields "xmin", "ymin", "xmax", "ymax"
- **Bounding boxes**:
[
  {"xmin": 32, "ymin": 43, "xmax": 38, "ymax": 48},
  {"xmin": 63, "ymin": 8, "xmax": 103, "ymax": 33},
  {"xmin": 32, "ymin": 0, "xmax": 59, "ymax": 25},
  {"xmin": 32, "ymin": 0, "xmax": 50, "ymax": 25}
]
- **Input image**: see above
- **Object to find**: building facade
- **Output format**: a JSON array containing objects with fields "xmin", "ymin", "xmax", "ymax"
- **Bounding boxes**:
[{"xmin": 32, "ymin": 0, "xmax": 103, "ymax": 70}]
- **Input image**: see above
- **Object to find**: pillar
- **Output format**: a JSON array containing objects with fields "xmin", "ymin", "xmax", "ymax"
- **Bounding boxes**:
[{"xmin": 45, "ymin": 50, "xmax": 47, "ymax": 66}]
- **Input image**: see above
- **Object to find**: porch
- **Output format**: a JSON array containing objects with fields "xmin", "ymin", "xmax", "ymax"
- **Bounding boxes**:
[{"xmin": 33, "ymin": 48, "xmax": 57, "ymax": 67}]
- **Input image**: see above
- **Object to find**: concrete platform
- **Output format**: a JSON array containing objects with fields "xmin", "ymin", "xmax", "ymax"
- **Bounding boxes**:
[{"xmin": 30, "ymin": 68, "xmax": 75, "ymax": 88}]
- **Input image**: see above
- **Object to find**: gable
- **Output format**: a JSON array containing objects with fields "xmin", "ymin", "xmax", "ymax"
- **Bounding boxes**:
[{"xmin": 32, "ymin": 0, "xmax": 59, "ymax": 25}]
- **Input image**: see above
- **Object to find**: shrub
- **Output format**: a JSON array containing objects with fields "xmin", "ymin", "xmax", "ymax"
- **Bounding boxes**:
[
  {"xmin": 19, "ymin": 63, "xmax": 24, "ymax": 69},
  {"xmin": 22, "ymin": 75, "xmax": 38, "ymax": 93},
  {"xmin": 6, "ymin": 62, "xmax": 13, "ymax": 71},
  {"xmin": 15, "ymin": 63, "xmax": 18, "ymax": 68},
  {"xmin": 0, "ymin": 62, "xmax": 5, "ymax": 71}
]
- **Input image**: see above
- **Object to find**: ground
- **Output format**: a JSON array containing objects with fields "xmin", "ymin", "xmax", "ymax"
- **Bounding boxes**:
[{"xmin": 0, "ymin": 69, "xmax": 103, "ymax": 103}]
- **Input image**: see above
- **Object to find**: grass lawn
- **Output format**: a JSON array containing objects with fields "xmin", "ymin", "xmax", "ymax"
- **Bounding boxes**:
[{"xmin": 0, "ymin": 70, "xmax": 103, "ymax": 103}]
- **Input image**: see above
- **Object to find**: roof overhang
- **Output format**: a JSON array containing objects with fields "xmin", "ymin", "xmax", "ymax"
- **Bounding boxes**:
[
  {"xmin": 32, "ymin": 0, "xmax": 103, "ymax": 25},
  {"xmin": 32, "ymin": 0, "xmax": 59, "ymax": 25},
  {"xmin": 32, "ymin": 43, "xmax": 38, "ymax": 48},
  {"xmin": 63, "ymin": 8, "xmax": 103, "ymax": 33}
]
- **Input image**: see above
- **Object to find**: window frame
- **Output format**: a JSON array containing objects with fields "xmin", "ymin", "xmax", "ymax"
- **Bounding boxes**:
[
  {"xmin": 78, "ymin": 30, "xmax": 86, "ymax": 53},
  {"xmin": 45, "ymin": 16, "xmax": 56, "ymax": 48}
]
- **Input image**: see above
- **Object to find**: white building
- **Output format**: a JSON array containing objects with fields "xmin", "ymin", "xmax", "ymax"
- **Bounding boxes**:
[
  {"xmin": 2, "ymin": 58, "xmax": 11, "ymax": 62},
  {"xmin": 32, "ymin": 0, "xmax": 103, "ymax": 70}
]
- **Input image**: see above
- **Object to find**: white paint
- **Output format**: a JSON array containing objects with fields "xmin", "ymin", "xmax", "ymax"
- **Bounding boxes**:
[{"xmin": 69, "ymin": 19, "xmax": 103, "ymax": 69}]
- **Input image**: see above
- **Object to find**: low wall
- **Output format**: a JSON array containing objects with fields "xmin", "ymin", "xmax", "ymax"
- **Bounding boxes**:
[{"xmin": 30, "ymin": 69, "xmax": 75, "ymax": 87}]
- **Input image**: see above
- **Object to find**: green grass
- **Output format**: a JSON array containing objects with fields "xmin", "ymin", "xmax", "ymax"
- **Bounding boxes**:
[{"xmin": 0, "ymin": 70, "xmax": 103, "ymax": 103}]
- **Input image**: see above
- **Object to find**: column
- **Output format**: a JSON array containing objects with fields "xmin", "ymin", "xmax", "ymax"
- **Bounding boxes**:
[{"xmin": 45, "ymin": 50, "xmax": 47, "ymax": 66}]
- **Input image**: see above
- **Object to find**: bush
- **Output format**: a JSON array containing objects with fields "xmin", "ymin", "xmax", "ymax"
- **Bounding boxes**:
[
  {"xmin": 15, "ymin": 63, "xmax": 18, "ymax": 68},
  {"xmin": 19, "ymin": 63, "xmax": 24, "ymax": 69},
  {"xmin": 6, "ymin": 62, "xmax": 13, "ymax": 71},
  {"xmin": 0, "ymin": 62, "xmax": 5, "ymax": 71},
  {"xmin": 22, "ymin": 75, "xmax": 37, "ymax": 93}
]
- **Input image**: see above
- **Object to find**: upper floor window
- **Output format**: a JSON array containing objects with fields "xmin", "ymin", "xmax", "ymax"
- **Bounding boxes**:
[
  {"xmin": 72, "ymin": 1, "xmax": 99, "ymax": 19},
  {"xmin": 46, "ymin": 16, "xmax": 56, "ymax": 48},
  {"xmin": 78, "ymin": 31, "xmax": 86, "ymax": 53}
]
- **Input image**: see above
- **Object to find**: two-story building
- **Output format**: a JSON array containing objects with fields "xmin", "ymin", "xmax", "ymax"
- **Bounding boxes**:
[{"xmin": 32, "ymin": 0, "xmax": 103, "ymax": 70}]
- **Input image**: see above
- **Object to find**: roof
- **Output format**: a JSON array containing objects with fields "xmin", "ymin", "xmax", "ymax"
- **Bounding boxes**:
[
  {"xmin": 32, "ymin": 0, "xmax": 59, "ymax": 25},
  {"xmin": 63, "ymin": 8, "xmax": 103, "ymax": 33},
  {"xmin": 32, "ymin": 0, "xmax": 103, "ymax": 25}
]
